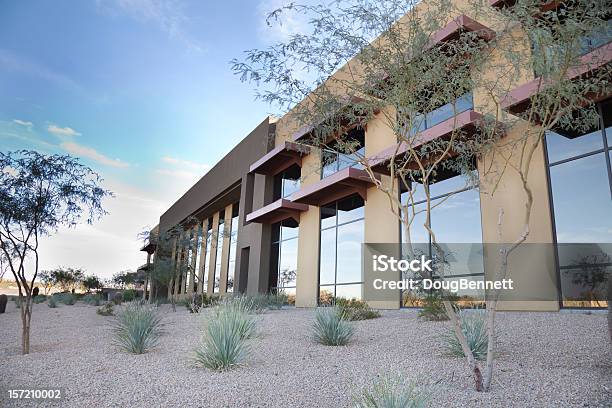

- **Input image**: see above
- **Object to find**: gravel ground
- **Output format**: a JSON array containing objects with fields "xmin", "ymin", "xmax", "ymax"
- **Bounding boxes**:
[{"xmin": 0, "ymin": 301, "xmax": 610, "ymax": 408}]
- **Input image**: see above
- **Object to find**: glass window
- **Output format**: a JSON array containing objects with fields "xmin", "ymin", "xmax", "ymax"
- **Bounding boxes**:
[
  {"xmin": 546, "ymin": 129, "xmax": 603, "ymax": 164},
  {"xmin": 227, "ymin": 208, "xmax": 239, "ymax": 293},
  {"xmin": 270, "ymin": 218, "xmax": 299, "ymax": 293},
  {"xmin": 549, "ymin": 153, "xmax": 612, "ymax": 243},
  {"xmin": 213, "ymin": 211, "xmax": 225, "ymax": 293},
  {"xmin": 319, "ymin": 195, "xmax": 365, "ymax": 301},
  {"xmin": 408, "ymin": 93, "xmax": 473, "ymax": 134},
  {"xmin": 320, "ymin": 128, "xmax": 365, "ymax": 178},
  {"xmin": 202, "ymin": 219, "xmax": 212, "ymax": 292},
  {"xmin": 274, "ymin": 164, "xmax": 301, "ymax": 199},
  {"xmin": 278, "ymin": 238, "xmax": 298, "ymax": 287}
]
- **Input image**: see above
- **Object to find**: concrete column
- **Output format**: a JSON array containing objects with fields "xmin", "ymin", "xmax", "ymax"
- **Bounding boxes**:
[
  {"xmin": 295, "ymin": 150, "xmax": 322, "ymax": 307},
  {"xmin": 197, "ymin": 219, "xmax": 209, "ymax": 294},
  {"xmin": 207, "ymin": 212, "xmax": 220, "ymax": 295},
  {"xmin": 167, "ymin": 237, "xmax": 177, "ymax": 299},
  {"xmin": 188, "ymin": 226, "xmax": 198, "ymax": 295},
  {"xmin": 174, "ymin": 233, "xmax": 184, "ymax": 297},
  {"xmin": 364, "ymin": 108, "xmax": 402, "ymax": 309},
  {"xmin": 219, "ymin": 203, "xmax": 234, "ymax": 294},
  {"xmin": 478, "ymin": 121, "xmax": 559, "ymax": 311}
]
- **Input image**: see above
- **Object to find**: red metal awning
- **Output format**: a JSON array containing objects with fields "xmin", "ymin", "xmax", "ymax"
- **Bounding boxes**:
[
  {"xmin": 245, "ymin": 199, "xmax": 309, "ymax": 225},
  {"xmin": 368, "ymin": 110, "xmax": 494, "ymax": 173},
  {"xmin": 290, "ymin": 167, "xmax": 379, "ymax": 206},
  {"xmin": 426, "ymin": 15, "xmax": 495, "ymax": 50},
  {"xmin": 501, "ymin": 43, "xmax": 612, "ymax": 116},
  {"xmin": 249, "ymin": 141, "xmax": 310, "ymax": 176}
]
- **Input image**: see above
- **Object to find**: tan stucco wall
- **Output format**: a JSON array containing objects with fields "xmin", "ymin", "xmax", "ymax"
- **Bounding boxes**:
[{"xmin": 295, "ymin": 151, "xmax": 322, "ymax": 307}]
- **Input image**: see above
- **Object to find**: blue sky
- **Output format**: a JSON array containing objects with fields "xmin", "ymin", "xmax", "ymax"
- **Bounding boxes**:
[{"xmin": 0, "ymin": 0, "xmax": 302, "ymax": 279}]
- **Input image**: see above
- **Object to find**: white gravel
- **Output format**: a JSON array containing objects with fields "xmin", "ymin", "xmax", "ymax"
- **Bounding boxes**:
[{"xmin": 0, "ymin": 301, "xmax": 610, "ymax": 407}]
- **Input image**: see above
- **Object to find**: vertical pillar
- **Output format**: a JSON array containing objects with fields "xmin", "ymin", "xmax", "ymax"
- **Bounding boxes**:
[
  {"xmin": 295, "ymin": 151, "xmax": 322, "ymax": 307},
  {"xmin": 197, "ymin": 218, "xmax": 209, "ymax": 294},
  {"xmin": 174, "ymin": 232, "xmax": 184, "ymax": 297},
  {"xmin": 364, "ymin": 107, "xmax": 401, "ymax": 309},
  {"xmin": 207, "ymin": 212, "xmax": 220, "ymax": 295},
  {"xmin": 219, "ymin": 203, "xmax": 234, "ymax": 293},
  {"xmin": 188, "ymin": 226, "xmax": 198, "ymax": 295},
  {"xmin": 167, "ymin": 237, "xmax": 177, "ymax": 299}
]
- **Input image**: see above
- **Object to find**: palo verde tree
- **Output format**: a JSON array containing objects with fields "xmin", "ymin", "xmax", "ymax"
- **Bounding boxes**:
[
  {"xmin": 0, "ymin": 150, "xmax": 112, "ymax": 354},
  {"xmin": 233, "ymin": 0, "xmax": 611, "ymax": 391}
]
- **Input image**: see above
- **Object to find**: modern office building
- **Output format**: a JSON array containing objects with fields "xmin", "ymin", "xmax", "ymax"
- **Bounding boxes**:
[{"xmin": 140, "ymin": 0, "xmax": 611, "ymax": 311}]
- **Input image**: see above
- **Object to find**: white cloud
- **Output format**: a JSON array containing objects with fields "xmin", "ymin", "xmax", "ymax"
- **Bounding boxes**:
[
  {"xmin": 97, "ymin": 0, "xmax": 202, "ymax": 52},
  {"xmin": 161, "ymin": 155, "xmax": 210, "ymax": 171},
  {"xmin": 257, "ymin": 0, "xmax": 312, "ymax": 43},
  {"xmin": 47, "ymin": 124, "xmax": 81, "ymax": 137},
  {"xmin": 60, "ymin": 141, "xmax": 129, "ymax": 168},
  {"xmin": 13, "ymin": 119, "xmax": 33, "ymax": 128}
]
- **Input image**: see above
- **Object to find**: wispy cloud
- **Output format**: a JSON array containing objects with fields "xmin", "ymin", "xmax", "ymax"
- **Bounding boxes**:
[
  {"xmin": 161, "ymin": 155, "xmax": 210, "ymax": 171},
  {"xmin": 60, "ymin": 141, "xmax": 129, "ymax": 168},
  {"xmin": 47, "ymin": 124, "xmax": 81, "ymax": 137},
  {"xmin": 257, "ymin": 0, "xmax": 311, "ymax": 43},
  {"xmin": 13, "ymin": 119, "xmax": 33, "ymax": 128},
  {"xmin": 97, "ymin": 0, "xmax": 202, "ymax": 52},
  {"xmin": 0, "ymin": 48, "xmax": 80, "ymax": 90}
]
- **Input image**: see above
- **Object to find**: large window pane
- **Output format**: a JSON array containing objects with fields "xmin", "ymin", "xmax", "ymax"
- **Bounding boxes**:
[
  {"xmin": 337, "ymin": 194, "xmax": 364, "ymax": 225},
  {"xmin": 335, "ymin": 284, "xmax": 363, "ymax": 300},
  {"xmin": 433, "ymin": 188, "xmax": 482, "ymax": 243},
  {"xmin": 227, "ymin": 214, "xmax": 239, "ymax": 293},
  {"xmin": 213, "ymin": 214, "xmax": 225, "ymax": 293},
  {"xmin": 546, "ymin": 129, "xmax": 603, "ymax": 163},
  {"xmin": 549, "ymin": 153, "xmax": 612, "ymax": 243},
  {"xmin": 336, "ymin": 220, "xmax": 364, "ymax": 284},
  {"xmin": 320, "ymin": 203, "xmax": 336, "ymax": 229},
  {"xmin": 278, "ymin": 238, "xmax": 298, "ymax": 287},
  {"xmin": 319, "ymin": 228, "xmax": 336, "ymax": 285}
]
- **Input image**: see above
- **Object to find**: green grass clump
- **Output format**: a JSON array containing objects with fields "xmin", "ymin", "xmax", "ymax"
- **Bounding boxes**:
[
  {"xmin": 312, "ymin": 307, "xmax": 355, "ymax": 346},
  {"xmin": 194, "ymin": 302, "xmax": 256, "ymax": 370},
  {"xmin": 82, "ymin": 293, "xmax": 103, "ymax": 306},
  {"xmin": 122, "ymin": 289, "xmax": 137, "ymax": 302},
  {"xmin": 54, "ymin": 293, "xmax": 76, "ymax": 305},
  {"xmin": 336, "ymin": 298, "xmax": 381, "ymax": 321},
  {"xmin": 112, "ymin": 301, "xmax": 163, "ymax": 354},
  {"xmin": 47, "ymin": 297, "xmax": 58, "ymax": 308},
  {"xmin": 443, "ymin": 309, "xmax": 488, "ymax": 360},
  {"xmin": 33, "ymin": 295, "xmax": 47, "ymax": 304},
  {"xmin": 354, "ymin": 375, "xmax": 435, "ymax": 408}
]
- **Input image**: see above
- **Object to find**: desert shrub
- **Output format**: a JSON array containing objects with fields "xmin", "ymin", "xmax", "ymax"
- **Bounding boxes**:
[
  {"xmin": 354, "ymin": 375, "xmax": 435, "ymax": 408},
  {"xmin": 33, "ymin": 295, "xmax": 47, "ymax": 304},
  {"xmin": 418, "ymin": 295, "xmax": 450, "ymax": 321},
  {"xmin": 312, "ymin": 307, "xmax": 355, "ymax": 346},
  {"xmin": 122, "ymin": 289, "xmax": 137, "ymax": 302},
  {"xmin": 194, "ymin": 304, "xmax": 254, "ymax": 370},
  {"xmin": 112, "ymin": 292, "xmax": 123, "ymax": 305},
  {"xmin": 47, "ymin": 297, "xmax": 58, "ymax": 308},
  {"xmin": 112, "ymin": 301, "xmax": 163, "ymax": 354},
  {"xmin": 54, "ymin": 293, "xmax": 76, "ymax": 305},
  {"xmin": 443, "ymin": 309, "xmax": 488, "ymax": 360},
  {"xmin": 97, "ymin": 302, "xmax": 114, "ymax": 316},
  {"xmin": 319, "ymin": 289, "xmax": 335, "ymax": 306},
  {"xmin": 82, "ymin": 294, "xmax": 102, "ymax": 306},
  {"xmin": 336, "ymin": 298, "xmax": 381, "ymax": 321}
]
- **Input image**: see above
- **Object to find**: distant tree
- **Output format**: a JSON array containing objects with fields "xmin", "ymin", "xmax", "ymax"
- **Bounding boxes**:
[
  {"xmin": 82, "ymin": 275, "xmax": 103, "ymax": 293},
  {"xmin": 37, "ymin": 270, "xmax": 55, "ymax": 295},
  {"xmin": 112, "ymin": 270, "xmax": 137, "ymax": 289},
  {"xmin": 0, "ymin": 250, "xmax": 7, "ymax": 287},
  {"xmin": 0, "ymin": 150, "xmax": 111, "ymax": 354},
  {"xmin": 50, "ymin": 267, "xmax": 84, "ymax": 292}
]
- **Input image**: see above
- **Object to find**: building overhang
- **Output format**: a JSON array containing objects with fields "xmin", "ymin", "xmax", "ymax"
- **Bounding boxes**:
[
  {"xmin": 137, "ymin": 263, "xmax": 151, "ymax": 272},
  {"xmin": 368, "ymin": 110, "xmax": 493, "ymax": 174},
  {"xmin": 426, "ymin": 15, "xmax": 496, "ymax": 50},
  {"xmin": 292, "ymin": 96, "xmax": 376, "ymax": 143},
  {"xmin": 290, "ymin": 167, "xmax": 379, "ymax": 206},
  {"xmin": 140, "ymin": 241, "xmax": 157, "ymax": 253},
  {"xmin": 249, "ymin": 141, "xmax": 310, "ymax": 176},
  {"xmin": 246, "ymin": 198, "xmax": 309, "ymax": 225},
  {"xmin": 501, "ymin": 43, "xmax": 612, "ymax": 117}
]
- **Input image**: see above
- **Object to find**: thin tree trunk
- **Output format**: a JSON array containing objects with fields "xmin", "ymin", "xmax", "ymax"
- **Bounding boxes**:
[{"xmin": 20, "ymin": 296, "xmax": 32, "ymax": 354}]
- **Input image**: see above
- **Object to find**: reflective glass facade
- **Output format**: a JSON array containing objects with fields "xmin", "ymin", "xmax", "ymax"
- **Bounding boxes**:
[
  {"xmin": 321, "ymin": 128, "xmax": 365, "ymax": 178},
  {"xmin": 546, "ymin": 99, "xmax": 612, "ymax": 308},
  {"xmin": 319, "ymin": 194, "xmax": 365, "ymax": 303},
  {"xmin": 270, "ymin": 220, "xmax": 298, "ymax": 299}
]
